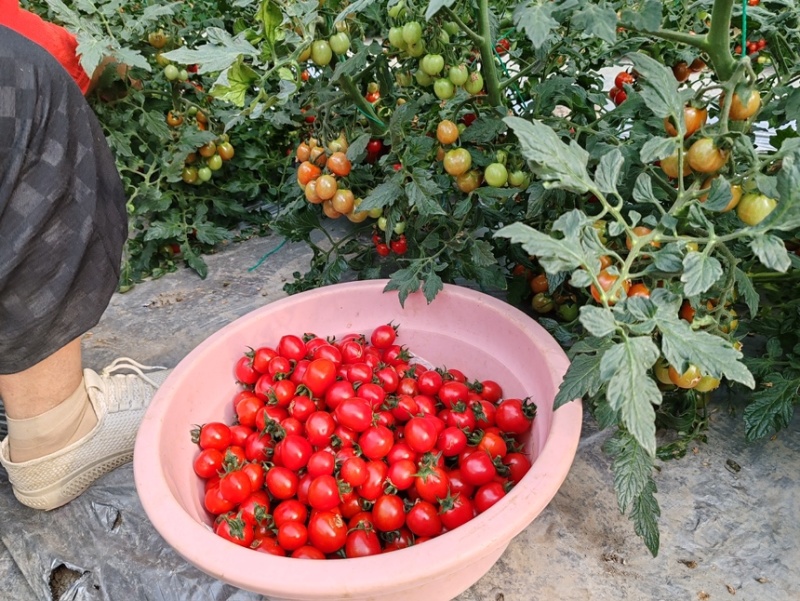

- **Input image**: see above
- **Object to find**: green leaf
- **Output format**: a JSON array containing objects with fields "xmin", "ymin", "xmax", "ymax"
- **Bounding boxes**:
[
  {"xmin": 357, "ymin": 178, "xmax": 404, "ymax": 212},
  {"xmin": 505, "ymin": 116, "xmax": 592, "ymax": 193},
  {"xmin": 256, "ymin": 0, "xmax": 283, "ymax": 53},
  {"xmin": 681, "ymin": 252, "xmax": 722, "ymax": 296},
  {"xmin": 210, "ymin": 60, "xmax": 259, "ymax": 107},
  {"xmin": 163, "ymin": 30, "xmax": 259, "ymax": 74},
  {"xmin": 600, "ymin": 337, "xmax": 661, "ymax": 455},
  {"xmin": 553, "ymin": 352, "xmax": 605, "ymax": 409},
  {"xmin": 513, "ymin": 4, "xmax": 559, "ymax": 49},
  {"xmin": 579, "ymin": 305, "xmax": 617, "ymax": 337},
  {"xmin": 184, "ymin": 249, "xmax": 209, "ymax": 279},
  {"xmin": 604, "ymin": 430, "xmax": 655, "ymax": 513},
  {"xmin": 630, "ymin": 478, "xmax": 660, "ymax": 557},
  {"xmin": 651, "ymin": 244, "xmax": 684, "ymax": 273},
  {"xmin": 470, "ymin": 239, "xmax": 498, "ymax": 267},
  {"xmin": 743, "ymin": 374, "xmax": 797, "ymax": 441},
  {"xmin": 701, "ymin": 175, "xmax": 734, "ymax": 212},
  {"xmin": 595, "ymin": 149, "xmax": 624, "ymax": 194},
  {"xmin": 761, "ymin": 151, "xmax": 800, "ymax": 232},
  {"xmin": 331, "ymin": 46, "xmax": 369, "ymax": 80},
  {"xmin": 626, "ymin": 53, "xmax": 682, "ymax": 120},
  {"xmin": 494, "ymin": 222, "xmax": 584, "ymax": 274},
  {"xmin": 785, "ymin": 88, "xmax": 800, "ymax": 122},
  {"xmin": 571, "ymin": 4, "xmax": 618, "ymax": 44},
  {"xmin": 335, "ymin": 0, "xmax": 379, "ymax": 23},
  {"xmin": 639, "ymin": 136, "xmax": 675, "ymax": 164},
  {"xmin": 424, "ymin": 0, "xmax": 457, "ymax": 20},
  {"xmin": 407, "ymin": 169, "xmax": 446, "ymax": 217},
  {"xmin": 750, "ymin": 233, "xmax": 791, "ymax": 272},
  {"xmin": 733, "ymin": 267, "xmax": 759, "ymax": 316},
  {"xmin": 459, "ymin": 116, "xmax": 508, "ymax": 145},
  {"xmin": 633, "ymin": 174, "xmax": 659, "ymax": 205},
  {"xmin": 346, "ymin": 133, "xmax": 371, "ymax": 162},
  {"xmin": 620, "ymin": 0, "xmax": 663, "ymax": 32},
  {"xmin": 654, "ymin": 300, "xmax": 755, "ymax": 387}
]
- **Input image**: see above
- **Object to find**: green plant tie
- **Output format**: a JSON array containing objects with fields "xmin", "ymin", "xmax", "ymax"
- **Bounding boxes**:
[
  {"xmin": 249, "ymin": 238, "xmax": 287, "ymax": 271},
  {"xmin": 741, "ymin": 0, "xmax": 748, "ymax": 56},
  {"xmin": 356, "ymin": 105, "xmax": 386, "ymax": 126}
]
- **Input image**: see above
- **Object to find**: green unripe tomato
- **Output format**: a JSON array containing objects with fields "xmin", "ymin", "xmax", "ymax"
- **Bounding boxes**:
[
  {"xmin": 198, "ymin": 166, "xmax": 213, "ymax": 182},
  {"xmin": 464, "ymin": 71, "xmax": 484, "ymax": 95},
  {"xmin": 178, "ymin": 69, "xmax": 189, "ymax": 81},
  {"xmin": 368, "ymin": 207, "xmax": 383, "ymax": 219},
  {"xmin": 737, "ymin": 193, "xmax": 777, "ymax": 226},
  {"xmin": 388, "ymin": 27, "xmax": 406, "ymax": 49},
  {"xmin": 388, "ymin": 0, "xmax": 405, "ymax": 19},
  {"xmin": 434, "ymin": 78, "xmax": 455, "ymax": 100},
  {"xmin": 311, "ymin": 40, "xmax": 333, "ymax": 67},
  {"xmin": 421, "ymin": 54, "xmax": 445, "ymax": 76},
  {"xmin": 406, "ymin": 40, "xmax": 425, "ymax": 58},
  {"xmin": 438, "ymin": 30, "xmax": 450, "ymax": 45},
  {"xmin": 414, "ymin": 69, "xmax": 433, "ymax": 86},
  {"xmin": 495, "ymin": 149, "xmax": 508, "ymax": 165},
  {"xmin": 329, "ymin": 32, "xmax": 350, "ymax": 55},
  {"xmin": 393, "ymin": 221, "xmax": 406, "ymax": 235},
  {"xmin": 207, "ymin": 154, "xmax": 223, "ymax": 171},
  {"xmin": 443, "ymin": 21, "xmax": 460, "ymax": 36},
  {"xmin": 508, "ymin": 170, "xmax": 530, "ymax": 188},
  {"xmin": 395, "ymin": 71, "xmax": 412, "ymax": 87},
  {"xmin": 164, "ymin": 64, "xmax": 180, "ymax": 81},
  {"xmin": 377, "ymin": 216, "xmax": 388, "ymax": 231},
  {"xmin": 484, "ymin": 162, "xmax": 508, "ymax": 187},
  {"xmin": 402, "ymin": 21, "xmax": 422, "ymax": 45},
  {"xmin": 448, "ymin": 64, "xmax": 469, "ymax": 86}
]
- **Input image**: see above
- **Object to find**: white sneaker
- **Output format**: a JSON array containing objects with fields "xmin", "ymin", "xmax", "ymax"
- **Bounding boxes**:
[{"xmin": 0, "ymin": 358, "xmax": 172, "ymax": 510}]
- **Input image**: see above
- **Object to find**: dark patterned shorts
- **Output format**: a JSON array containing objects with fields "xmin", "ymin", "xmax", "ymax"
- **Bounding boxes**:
[{"xmin": 0, "ymin": 26, "xmax": 127, "ymax": 374}]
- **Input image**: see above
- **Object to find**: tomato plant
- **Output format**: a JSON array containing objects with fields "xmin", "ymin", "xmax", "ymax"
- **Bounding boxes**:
[{"xmin": 44, "ymin": 0, "xmax": 800, "ymax": 559}]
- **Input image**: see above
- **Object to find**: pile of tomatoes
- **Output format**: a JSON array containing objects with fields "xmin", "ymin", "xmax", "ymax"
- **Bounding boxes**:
[{"xmin": 191, "ymin": 324, "xmax": 537, "ymax": 558}]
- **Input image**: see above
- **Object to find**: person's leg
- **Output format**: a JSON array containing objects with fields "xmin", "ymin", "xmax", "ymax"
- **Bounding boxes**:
[{"xmin": 0, "ymin": 337, "xmax": 98, "ymax": 463}]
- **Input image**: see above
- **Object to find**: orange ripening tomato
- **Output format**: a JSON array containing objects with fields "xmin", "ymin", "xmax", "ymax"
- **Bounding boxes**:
[
  {"xmin": 297, "ymin": 161, "xmax": 322, "ymax": 186},
  {"xmin": 590, "ymin": 269, "xmax": 630, "ymax": 305},
  {"xmin": 326, "ymin": 152, "xmax": 351, "ymax": 177}
]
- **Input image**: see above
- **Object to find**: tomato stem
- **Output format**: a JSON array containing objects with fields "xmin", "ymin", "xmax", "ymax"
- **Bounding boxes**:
[{"xmin": 476, "ymin": 0, "xmax": 504, "ymax": 107}]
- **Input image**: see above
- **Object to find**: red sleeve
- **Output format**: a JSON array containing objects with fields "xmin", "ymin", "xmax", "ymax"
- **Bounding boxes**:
[{"xmin": 0, "ymin": 4, "xmax": 92, "ymax": 94}]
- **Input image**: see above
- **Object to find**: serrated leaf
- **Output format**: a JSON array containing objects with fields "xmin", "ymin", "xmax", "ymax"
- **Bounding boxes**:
[
  {"xmin": 681, "ymin": 252, "xmax": 722, "ymax": 296},
  {"xmin": 630, "ymin": 479, "xmax": 660, "ymax": 557},
  {"xmin": 163, "ymin": 32, "xmax": 258, "ymax": 73},
  {"xmin": 608, "ymin": 221, "xmax": 625, "ymax": 238},
  {"xmin": 620, "ymin": 0, "xmax": 662, "ymax": 31},
  {"xmin": 470, "ymin": 239, "xmax": 498, "ymax": 267},
  {"xmin": 332, "ymin": 46, "xmax": 369, "ymax": 80},
  {"xmin": 513, "ymin": 4, "xmax": 559, "ymax": 49},
  {"xmin": 346, "ymin": 133, "xmax": 371, "ymax": 162},
  {"xmin": 743, "ymin": 374, "xmax": 797, "ymax": 441},
  {"xmin": 505, "ymin": 117, "xmax": 592, "ymax": 193},
  {"xmin": 605, "ymin": 430, "xmax": 655, "ymax": 513},
  {"xmin": 210, "ymin": 60, "xmax": 259, "ymax": 107},
  {"xmin": 656, "ymin": 308, "xmax": 755, "ymax": 387},
  {"xmin": 459, "ymin": 116, "xmax": 508, "ymax": 145},
  {"xmin": 256, "ymin": 0, "xmax": 283, "ymax": 52},
  {"xmin": 761, "ymin": 152, "xmax": 800, "ymax": 231},
  {"xmin": 579, "ymin": 305, "xmax": 617, "ymax": 337},
  {"xmin": 595, "ymin": 149, "xmax": 624, "ymax": 194},
  {"xmin": 633, "ymin": 174, "xmax": 659, "ymax": 205},
  {"xmin": 424, "ymin": 0, "xmax": 457, "ymax": 20},
  {"xmin": 651, "ymin": 244, "xmax": 684, "ymax": 273},
  {"xmin": 626, "ymin": 53, "xmax": 682, "ymax": 120},
  {"xmin": 494, "ymin": 222, "xmax": 584, "ymax": 273},
  {"xmin": 553, "ymin": 352, "xmax": 604, "ymax": 409},
  {"xmin": 700, "ymin": 175, "xmax": 733, "ymax": 211},
  {"xmin": 570, "ymin": 269, "xmax": 593, "ymax": 288},
  {"xmin": 733, "ymin": 267, "xmax": 759, "ymax": 316},
  {"xmin": 571, "ymin": 4, "xmax": 618, "ymax": 44},
  {"xmin": 750, "ymin": 233, "xmax": 791, "ymax": 272},
  {"xmin": 407, "ymin": 170, "xmax": 446, "ymax": 217},
  {"xmin": 639, "ymin": 136, "xmax": 675, "ymax": 163},
  {"xmin": 600, "ymin": 338, "xmax": 660, "ymax": 454},
  {"xmin": 335, "ymin": 0, "xmax": 378, "ymax": 23},
  {"xmin": 357, "ymin": 179, "xmax": 403, "ymax": 212}
]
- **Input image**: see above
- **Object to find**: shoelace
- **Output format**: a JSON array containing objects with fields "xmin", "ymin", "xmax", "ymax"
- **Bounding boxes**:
[{"xmin": 100, "ymin": 357, "xmax": 168, "ymax": 388}]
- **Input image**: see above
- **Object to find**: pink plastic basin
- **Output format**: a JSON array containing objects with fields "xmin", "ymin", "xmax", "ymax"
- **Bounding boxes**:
[{"xmin": 133, "ymin": 281, "xmax": 582, "ymax": 601}]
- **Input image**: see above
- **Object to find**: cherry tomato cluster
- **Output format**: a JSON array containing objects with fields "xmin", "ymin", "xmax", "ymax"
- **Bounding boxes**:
[
  {"xmin": 182, "ymin": 135, "xmax": 235, "ymax": 184},
  {"xmin": 608, "ymin": 70, "xmax": 636, "ymax": 106},
  {"xmin": 295, "ymin": 136, "xmax": 374, "ymax": 222},
  {"xmin": 734, "ymin": 38, "xmax": 767, "ymax": 57},
  {"xmin": 191, "ymin": 323, "xmax": 537, "ymax": 557},
  {"xmin": 371, "ymin": 231, "xmax": 408, "ymax": 257}
]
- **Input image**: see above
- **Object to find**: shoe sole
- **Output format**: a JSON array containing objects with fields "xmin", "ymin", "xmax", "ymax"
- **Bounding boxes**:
[{"xmin": 11, "ymin": 449, "xmax": 132, "ymax": 511}]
